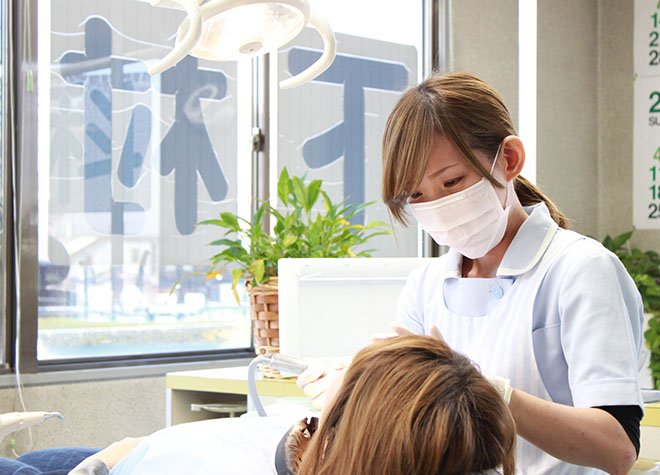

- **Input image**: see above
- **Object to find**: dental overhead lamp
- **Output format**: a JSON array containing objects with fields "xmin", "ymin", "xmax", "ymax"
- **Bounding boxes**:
[{"xmin": 141, "ymin": 0, "xmax": 336, "ymax": 88}]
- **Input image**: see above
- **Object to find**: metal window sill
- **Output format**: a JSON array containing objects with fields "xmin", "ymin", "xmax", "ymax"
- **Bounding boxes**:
[{"xmin": 0, "ymin": 356, "xmax": 254, "ymax": 388}]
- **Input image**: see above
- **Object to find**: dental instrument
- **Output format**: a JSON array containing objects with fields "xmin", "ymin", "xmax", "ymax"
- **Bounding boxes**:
[
  {"xmin": 0, "ymin": 412, "xmax": 63, "ymax": 443},
  {"xmin": 247, "ymin": 353, "xmax": 308, "ymax": 417}
]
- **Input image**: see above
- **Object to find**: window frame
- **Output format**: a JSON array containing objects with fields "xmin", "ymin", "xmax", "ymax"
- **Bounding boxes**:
[
  {"xmin": 7, "ymin": 0, "xmax": 435, "ymax": 374},
  {"xmin": 0, "ymin": 0, "xmax": 10, "ymax": 374},
  {"xmin": 12, "ymin": 0, "xmax": 258, "ymax": 373}
]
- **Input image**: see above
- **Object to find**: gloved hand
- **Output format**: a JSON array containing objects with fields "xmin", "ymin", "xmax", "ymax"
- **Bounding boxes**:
[
  {"xmin": 296, "ymin": 362, "xmax": 348, "ymax": 412},
  {"xmin": 486, "ymin": 375, "xmax": 513, "ymax": 405}
]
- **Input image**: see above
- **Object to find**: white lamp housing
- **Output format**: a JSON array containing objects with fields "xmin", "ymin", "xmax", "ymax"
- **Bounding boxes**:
[
  {"xmin": 139, "ymin": 0, "xmax": 204, "ymax": 75},
  {"xmin": 142, "ymin": 0, "xmax": 336, "ymax": 88}
]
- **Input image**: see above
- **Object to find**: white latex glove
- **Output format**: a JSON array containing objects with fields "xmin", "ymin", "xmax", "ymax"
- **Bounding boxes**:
[
  {"xmin": 371, "ymin": 322, "xmax": 445, "ymax": 342},
  {"xmin": 486, "ymin": 375, "xmax": 513, "ymax": 405},
  {"xmin": 297, "ymin": 363, "xmax": 347, "ymax": 412}
]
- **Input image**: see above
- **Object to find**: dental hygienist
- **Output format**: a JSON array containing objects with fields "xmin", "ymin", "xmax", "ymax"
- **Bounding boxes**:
[{"xmin": 380, "ymin": 73, "xmax": 644, "ymax": 474}]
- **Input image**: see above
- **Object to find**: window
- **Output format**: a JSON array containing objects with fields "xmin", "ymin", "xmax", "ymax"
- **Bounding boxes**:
[
  {"xmin": 273, "ymin": 0, "xmax": 424, "ymax": 257},
  {"xmin": 10, "ymin": 0, "xmax": 427, "ymax": 371},
  {"xmin": 31, "ymin": 0, "xmax": 252, "ymax": 366}
]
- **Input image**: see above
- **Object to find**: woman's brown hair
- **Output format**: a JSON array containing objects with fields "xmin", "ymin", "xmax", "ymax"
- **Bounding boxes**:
[
  {"xmin": 297, "ymin": 335, "xmax": 516, "ymax": 475},
  {"xmin": 382, "ymin": 72, "xmax": 568, "ymax": 229}
]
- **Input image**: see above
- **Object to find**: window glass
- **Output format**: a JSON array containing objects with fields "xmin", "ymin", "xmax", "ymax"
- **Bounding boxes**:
[
  {"xmin": 37, "ymin": 0, "xmax": 251, "ymax": 360},
  {"xmin": 273, "ymin": 0, "xmax": 424, "ymax": 257}
]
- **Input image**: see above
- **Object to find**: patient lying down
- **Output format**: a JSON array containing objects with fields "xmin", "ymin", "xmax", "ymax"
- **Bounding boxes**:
[
  {"xmin": 11, "ymin": 336, "xmax": 517, "ymax": 474},
  {"xmin": 273, "ymin": 335, "xmax": 515, "ymax": 475}
]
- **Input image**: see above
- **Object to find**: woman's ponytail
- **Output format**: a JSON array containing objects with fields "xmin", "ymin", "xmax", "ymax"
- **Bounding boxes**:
[{"xmin": 514, "ymin": 176, "xmax": 569, "ymax": 229}]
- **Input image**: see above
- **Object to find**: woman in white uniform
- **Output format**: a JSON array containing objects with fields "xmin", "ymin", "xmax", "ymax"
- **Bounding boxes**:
[{"xmin": 379, "ymin": 72, "xmax": 644, "ymax": 474}]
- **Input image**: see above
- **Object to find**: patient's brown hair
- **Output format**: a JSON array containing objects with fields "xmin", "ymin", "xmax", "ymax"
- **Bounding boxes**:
[{"xmin": 297, "ymin": 335, "xmax": 516, "ymax": 475}]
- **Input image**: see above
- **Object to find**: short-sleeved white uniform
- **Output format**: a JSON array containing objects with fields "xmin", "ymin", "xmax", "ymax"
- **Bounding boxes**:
[{"xmin": 397, "ymin": 203, "xmax": 644, "ymax": 474}]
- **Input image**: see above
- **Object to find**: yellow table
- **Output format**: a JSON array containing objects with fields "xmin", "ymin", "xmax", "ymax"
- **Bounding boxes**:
[
  {"xmin": 165, "ymin": 366, "xmax": 304, "ymax": 426},
  {"xmin": 640, "ymin": 402, "xmax": 660, "ymax": 460}
]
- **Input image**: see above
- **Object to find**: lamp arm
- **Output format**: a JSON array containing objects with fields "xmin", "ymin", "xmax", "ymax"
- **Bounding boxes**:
[
  {"xmin": 147, "ymin": 0, "xmax": 202, "ymax": 75},
  {"xmin": 279, "ymin": 5, "xmax": 336, "ymax": 89}
]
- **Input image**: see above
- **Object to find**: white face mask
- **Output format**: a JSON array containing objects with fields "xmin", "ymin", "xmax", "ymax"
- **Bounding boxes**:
[{"xmin": 408, "ymin": 144, "xmax": 511, "ymax": 259}]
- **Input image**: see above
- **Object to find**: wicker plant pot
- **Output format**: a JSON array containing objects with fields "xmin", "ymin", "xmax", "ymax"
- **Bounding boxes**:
[
  {"xmin": 246, "ymin": 276, "xmax": 280, "ymax": 353},
  {"xmin": 246, "ymin": 277, "xmax": 284, "ymax": 378}
]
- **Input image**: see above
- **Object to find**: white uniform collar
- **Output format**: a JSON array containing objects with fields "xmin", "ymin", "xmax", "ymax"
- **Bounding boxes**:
[
  {"xmin": 497, "ymin": 202, "xmax": 559, "ymax": 276},
  {"xmin": 437, "ymin": 202, "xmax": 559, "ymax": 278}
]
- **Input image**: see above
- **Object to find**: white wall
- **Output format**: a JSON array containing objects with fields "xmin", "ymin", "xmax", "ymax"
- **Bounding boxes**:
[
  {"xmin": 598, "ymin": 0, "xmax": 658, "ymax": 251},
  {"xmin": 452, "ymin": 0, "xmax": 520, "ymax": 129},
  {"xmin": 537, "ymin": 0, "xmax": 600, "ymax": 235},
  {"xmin": 453, "ymin": 0, "xmax": 658, "ymax": 251}
]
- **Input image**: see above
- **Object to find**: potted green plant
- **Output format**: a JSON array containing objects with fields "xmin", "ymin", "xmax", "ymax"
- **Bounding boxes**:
[
  {"xmin": 195, "ymin": 167, "xmax": 390, "ymax": 354},
  {"xmin": 603, "ymin": 231, "xmax": 660, "ymax": 389}
]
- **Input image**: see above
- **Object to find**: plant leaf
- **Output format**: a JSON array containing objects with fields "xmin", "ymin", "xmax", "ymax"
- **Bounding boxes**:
[
  {"xmin": 307, "ymin": 179, "xmax": 323, "ymax": 208},
  {"xmin": 169, "ymin": 271, "xmax": 208, "ymax": 296},
  {"xmin": 204, "ymin": 269, "xmax": 225, "ymax": 281},
  {"xmin": 198, "ymin": 218, "xmax": 226, "ymax": 227},
  {"xmin": 291, "ymin": 176, "xmax": 308, "ymax": 211},
  {"xmin": 253, "ymin": 202, "xmax": 267, "ymax": 226},
  {"xmin": 278, "ymin": 167, "xmax": 291, "ymax": 206},
  {"xmin": 209, "ymin": 238, "xmax": 241, "ymax": 247},
  {"xmin": 252, "ymin": 259, "xmax": 265, "ymax": 284},
  {"xmin": 230, "ymin": 268, "xmax": 244, "ymax": 304},
  {"xmin": 612, "ymin": 231, "xmax": 633, "ymax": 250},
  {"xmin": 282, "ymin": 234, "xmax": 298, "ymax": 248},
  {"xmin": 220, "ymin": 212, "xmax": 240, "ymax": 232}
]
